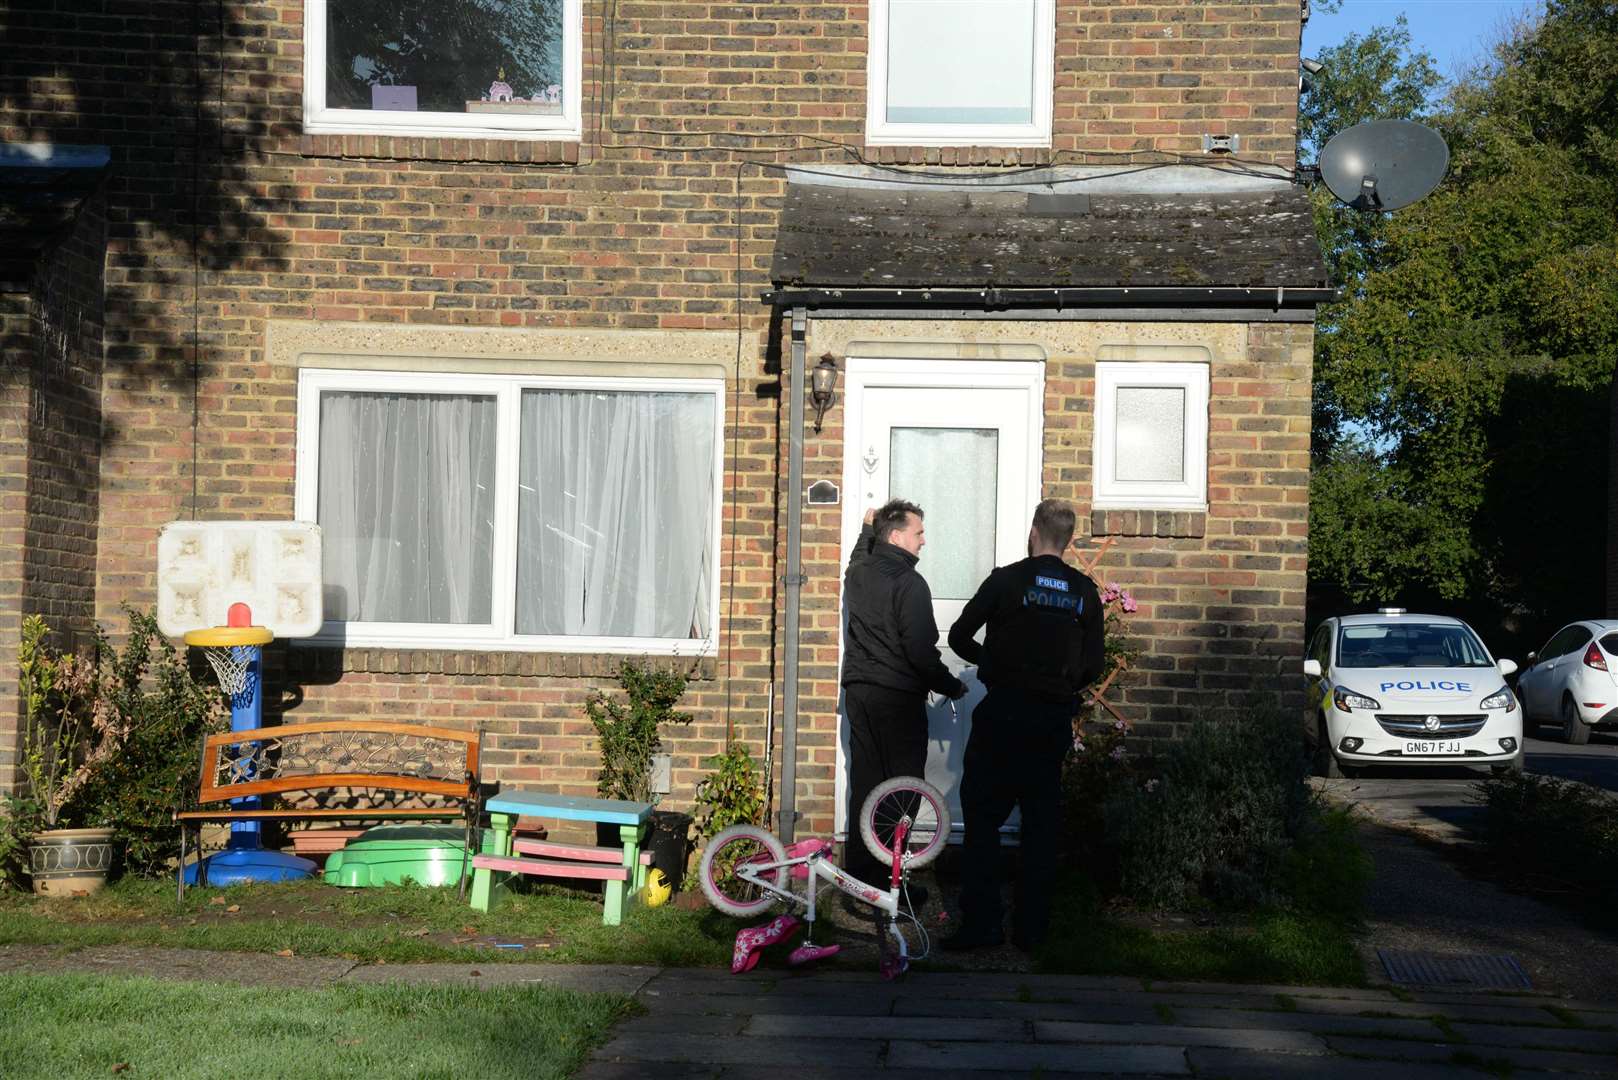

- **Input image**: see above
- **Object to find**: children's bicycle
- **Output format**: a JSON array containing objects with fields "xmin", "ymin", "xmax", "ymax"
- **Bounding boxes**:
[{"xmin": 697, "ymin": 775, "xmax": 951, "ymax": 979}]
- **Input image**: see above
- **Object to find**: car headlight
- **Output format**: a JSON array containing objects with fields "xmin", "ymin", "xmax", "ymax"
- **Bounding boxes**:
[
  {"xmin": 1332, "ymin": 686, "xmax": 1381, "ymax": 712},
  {"xmin": 1480, "ymin": 688, "xmax": 1516, "ymax": 711}
]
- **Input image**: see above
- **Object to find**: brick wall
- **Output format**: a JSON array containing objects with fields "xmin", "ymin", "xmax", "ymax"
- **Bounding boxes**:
[
  {"xmin": 1, "ymin": 1, "xmax": 1313, "ymax": 833},
  {"xmin": 0, "ymin": 294, "xmax": 31, "ymax": 791}
]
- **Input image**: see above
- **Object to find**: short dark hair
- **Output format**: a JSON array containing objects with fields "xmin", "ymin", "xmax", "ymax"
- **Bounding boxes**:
[
  {"xmin": 1031, "ymin": 498, "xmax": 1077, "ymax": 550},
  {"xmin": 874, "ymin": 498, "xmax": 923, "ymax": 544}
]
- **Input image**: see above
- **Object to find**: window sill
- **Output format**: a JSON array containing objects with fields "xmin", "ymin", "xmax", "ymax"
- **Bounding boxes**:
[
  {"xmin": 1091, "ymin": 509, "xmax": 1208, "ymax": 539},
  {"xmin": 284, "ymin": 645, "xmax": 717, "ymax": 681},
  {"xmin": 298, "ymin": 133, "xmax": 581, "ymax": 164}
]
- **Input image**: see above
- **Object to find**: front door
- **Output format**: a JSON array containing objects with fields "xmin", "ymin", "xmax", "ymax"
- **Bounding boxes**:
[{"xmin": 835, "ymin": 358, "xmax": 1045, "ymax": 838}]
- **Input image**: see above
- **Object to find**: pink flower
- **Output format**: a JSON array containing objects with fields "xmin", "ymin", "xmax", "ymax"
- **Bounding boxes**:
[
  {"xmin": 1072, "ymin": 738, "xmax": 1087, "ymax": 754},
  {"xmin": 1113, "ymin": 719, "xmax": 1127, "ymax": 733},
  {"xmin": 1109, "ymin": 746, "xmax": 1126, "ymax": 761},
  {"xmin": 1119, "ymin": 590, "xmax": 1138, "ymax": 614}
]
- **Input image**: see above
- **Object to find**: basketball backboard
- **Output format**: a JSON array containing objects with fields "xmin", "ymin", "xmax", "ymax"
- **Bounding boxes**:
[{"xmin": 157, "ymin": 521, "xmax": 324, "ymax": 640}]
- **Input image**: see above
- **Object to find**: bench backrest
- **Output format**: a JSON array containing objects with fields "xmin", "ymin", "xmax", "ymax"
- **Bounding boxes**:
[{"xmin": 195, "ymin": 721, "xmax": 480, "ymax": 806}]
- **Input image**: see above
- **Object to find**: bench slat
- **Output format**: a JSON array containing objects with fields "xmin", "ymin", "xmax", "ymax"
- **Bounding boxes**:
[
  {"xmin": 513, "ymin": 838, "xmax": 653, "ymax": 865},
  {"xmin": 177, "ymin": 808, "xmax": 461, "ymax": 822},
  {"xmin": 470, "ymin": 854, "xmax": 629, "ymax": 882}
]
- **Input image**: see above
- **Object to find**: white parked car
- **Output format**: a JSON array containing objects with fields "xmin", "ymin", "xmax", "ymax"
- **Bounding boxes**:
[
  {"xmin": 1303, "ymin": 610, "xmax": 1522, "ymax": 777},
  {"xmin": 1515, "ymin": 619, "xmax": 1618, "ymax": 746}
]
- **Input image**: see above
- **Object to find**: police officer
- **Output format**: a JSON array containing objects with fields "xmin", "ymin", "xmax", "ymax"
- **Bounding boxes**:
[
  {"xmin": 842, "ymin": 499, "xmax": 967, "ymax": 894},
  {"xmin": 941, "ymin": 498, "xmax": 1103, "ymax": 951}
]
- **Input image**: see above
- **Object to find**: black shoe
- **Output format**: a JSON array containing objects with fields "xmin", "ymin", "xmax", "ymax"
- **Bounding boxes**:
[{"xmin": 940, "ymin": 923, "xmax": 1005, "ymax": 952}]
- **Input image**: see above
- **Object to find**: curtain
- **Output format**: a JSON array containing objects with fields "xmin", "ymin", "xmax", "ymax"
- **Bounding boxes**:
[
  {"xmin": 516, "ymin": 389, "xmax": 715, "ymax": 639},
  {"xmin": 318, "ymin": 391, "xmax": 497, "ymax": 624}
]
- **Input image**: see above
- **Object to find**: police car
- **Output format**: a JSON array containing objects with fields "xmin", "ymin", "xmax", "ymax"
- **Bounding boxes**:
[{"xmin": 1304, "ymin": 610, "xmax": 1523, "ymax": 777}]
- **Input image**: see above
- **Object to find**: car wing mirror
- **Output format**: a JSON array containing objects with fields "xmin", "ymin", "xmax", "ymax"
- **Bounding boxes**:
[
  {"xmin": 1302, "ymin": 659, "xmax": 1322, "ymax": 677},
  {"xmin": 1497, "ymin": 658, "xmax": 1518, "ymax": 677}
]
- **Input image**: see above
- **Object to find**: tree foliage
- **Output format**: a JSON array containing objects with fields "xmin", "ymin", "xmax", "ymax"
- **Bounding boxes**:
[{"xmin": 1307, "ymin": 1, "xmax": 1618, "ymax": 649}]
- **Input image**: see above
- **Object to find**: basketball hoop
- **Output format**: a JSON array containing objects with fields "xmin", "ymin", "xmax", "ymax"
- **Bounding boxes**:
[{"xmin": 184, "ymin": 623, "xmax": 273, "ymax": 699}]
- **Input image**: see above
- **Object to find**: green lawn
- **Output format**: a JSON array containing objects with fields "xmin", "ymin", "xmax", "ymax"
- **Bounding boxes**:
[{"xmin": 0, "ymin": 973, "xmax": 633, "ymax": 1080}]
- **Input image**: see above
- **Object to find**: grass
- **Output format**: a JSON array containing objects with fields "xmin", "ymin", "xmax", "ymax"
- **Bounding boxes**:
[
  {"xmin": 0, "ymin": 973, "xmax": 634, "ymax": 1080},
  {"xmin": 0, "ymin": 877, "xmax": 738, "ymax": 966}
]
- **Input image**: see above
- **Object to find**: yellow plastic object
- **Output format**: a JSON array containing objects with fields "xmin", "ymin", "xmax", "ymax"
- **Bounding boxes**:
[
  {"xmin": 183, "ymin": 625, "xmax": 274, "ymax": 647},
  {"xmin": 644, "ymin": 867, "xmax": 672, "ymax": 908}
]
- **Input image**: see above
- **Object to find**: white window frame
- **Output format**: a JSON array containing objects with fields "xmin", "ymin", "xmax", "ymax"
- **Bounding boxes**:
[
  {"xmin": 302, "ymin": 0, "xmax": 584, "ymax": 141},
  {"xmin": 1092, "ymin": 360, "xmax": 1210, "ymax": 511},
  {"xmin": 865, "ymin": 0, "xmax": 1055, "ymax": 148},
  {"xmin": 293, "ymin": 367, "xmax": 724, "ymax": 655}
]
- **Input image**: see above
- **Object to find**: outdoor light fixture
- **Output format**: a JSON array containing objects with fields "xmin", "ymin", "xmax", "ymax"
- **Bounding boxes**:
[{"xmin": 810, "ymin": 353, "xmax": 839, "ymax": 433}]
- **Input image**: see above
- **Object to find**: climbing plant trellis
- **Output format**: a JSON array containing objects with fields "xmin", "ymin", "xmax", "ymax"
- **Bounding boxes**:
[{"xmin": 1074, "ymin": 537, "xmax": 1132, "ymax": 730}]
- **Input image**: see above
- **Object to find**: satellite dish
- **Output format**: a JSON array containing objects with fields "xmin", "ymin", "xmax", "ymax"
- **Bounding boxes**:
[{"xmin": 1318, "ymin": 119, "xmax": 1449, "ymax": 211}]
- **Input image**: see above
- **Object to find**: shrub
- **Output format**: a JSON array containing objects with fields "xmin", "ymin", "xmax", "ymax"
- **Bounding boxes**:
[
  {"xmin": 1060, "ymin": 718, "xmax": 1139, "ymax": 892},
  {"xmin": 1105, "ymin": 701, "xmax": 1313, "ymax": 909},
  {"xmin": 78, "ymin": 610, "xmax": 224, "ymax": 878},
  {"xmin": 1477, "ymin": 772, "xmax": 1618, "ymax": 909},
  {"xmin": 586, "ymin": 660, "xmax": 693, "ymax": 805},
  {"xmin": 692, "ymin": 744, "xmax": 765, "ymax": 844},
  {"xmin": 1279, "ymin": 804, "xmax": 1373, "ymax": 921}
]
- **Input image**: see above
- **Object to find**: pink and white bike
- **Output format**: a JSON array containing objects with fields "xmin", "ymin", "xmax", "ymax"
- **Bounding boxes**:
[{"xmin": 698, "ymin": 775, "xmax": 951, "ymax": 979}]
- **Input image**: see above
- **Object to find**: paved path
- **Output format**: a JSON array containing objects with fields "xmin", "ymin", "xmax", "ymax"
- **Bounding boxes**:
[{"xmin": 10, "ymin": 945, "xmax": 1609, "ymax": 1077}]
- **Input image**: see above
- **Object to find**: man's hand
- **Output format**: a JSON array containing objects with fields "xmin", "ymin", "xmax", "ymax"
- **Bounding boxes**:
[
  {"xmin": 949, "ymin": 679, "xmax": 968, "ymax": 701},
  {"xmin": 863, "ymin": 507, "xmax": 877, "ymax": 526}
]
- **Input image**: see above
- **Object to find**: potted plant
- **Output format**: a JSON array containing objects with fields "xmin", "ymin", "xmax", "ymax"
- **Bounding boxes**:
[
  {"xmin": 585, "ymin": 659, "xmax": 695, "ymax": 889},
  {"xmin": 2, "ymin": 616, "xmax": 123, "ymax": 896}
]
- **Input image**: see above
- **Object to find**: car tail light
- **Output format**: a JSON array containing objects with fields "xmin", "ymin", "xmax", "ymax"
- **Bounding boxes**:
[{"xmin": 1583, "ymin": 642, "xmax": 1608, "ymax": 671}]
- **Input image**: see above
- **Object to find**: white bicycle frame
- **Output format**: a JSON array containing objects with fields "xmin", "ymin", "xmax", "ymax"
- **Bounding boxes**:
[{"xmin": 734, "ymin": 837, "xmax": 915, "ymax": 965}]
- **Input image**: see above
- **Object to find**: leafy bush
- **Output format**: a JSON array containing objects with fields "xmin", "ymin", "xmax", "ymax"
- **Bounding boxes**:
[
  {"xmin": 1477, "ymin": 772, "xmax": 1618, "ymax": 909},
  {"xmin": 1060, "ymin": 718, "xmax": 1139, "ymax": 892},
  {"xmin": 586, "ymin": 661, "xmax": 693, "ymax": 805},
  {"xmin": 1104, "ymin": 702, "xmax": 1314, "ymax": 909},
  {"xmin": 78, "ymin": 610, "xmax": 224, "ymax": 878},
  {"xmin": 692, "ymin": 744, "xmax": 765, "ymax": 844}
]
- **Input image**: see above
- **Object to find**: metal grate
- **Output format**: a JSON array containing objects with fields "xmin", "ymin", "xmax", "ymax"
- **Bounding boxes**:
[
  {"xmin": 1375, "ymin": 714, "xmax": 1487, "ymax": 738},
  {"xmin": 1378, "ymin": 949, "xmax": 1532, "ymax": 990}
]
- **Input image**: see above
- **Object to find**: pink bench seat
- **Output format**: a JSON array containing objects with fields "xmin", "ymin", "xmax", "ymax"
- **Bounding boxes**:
[
  {"xmin": 470, "ymin": 854, "xmax": 630, "ymax": 882},
  {"xmin": 513, "ymin": 838, "xmax": 654, "ymax": 866}
]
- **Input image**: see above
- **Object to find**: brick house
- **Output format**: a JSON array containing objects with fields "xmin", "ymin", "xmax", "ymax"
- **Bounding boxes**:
[{"xmin": 1, "ymin": 0, "xmax": 1326, "ymax": 845}]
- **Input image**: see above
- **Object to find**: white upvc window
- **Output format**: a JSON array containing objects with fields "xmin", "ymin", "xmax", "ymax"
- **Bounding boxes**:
[
  {"xmin": 1092, "ymin": 361, "xmax": 1210, "ymax": 511},
  {"xmin": 294, "ymin": 369, "xmax": 723, "ymax": 654},
  {"xmin": 302, "ymin": 0, "xmax": 583, "ymax": 141},
  {"xmin": 866, "ymin": 0, "xmax": 1055, "ymax": 147}
]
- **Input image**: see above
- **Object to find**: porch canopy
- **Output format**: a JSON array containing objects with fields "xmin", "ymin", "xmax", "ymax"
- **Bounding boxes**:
[
  {"xmin": 765, "ymin": 172, "xmax": 1333, "ymax": 314},
  {"xmin": 0, "ymin": 143, "xmax": 110, "ymax": 291}
]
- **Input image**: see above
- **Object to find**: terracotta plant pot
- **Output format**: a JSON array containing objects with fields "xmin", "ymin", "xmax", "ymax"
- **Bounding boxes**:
[{"xmin": 29, "ymin": 827, "xmax": 115, "ymax": 897}]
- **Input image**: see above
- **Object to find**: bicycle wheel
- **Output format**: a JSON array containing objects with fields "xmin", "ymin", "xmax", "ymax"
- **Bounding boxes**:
[
  {"xmin": 699, "ymin": 824, "xmax": 788, "ymax": 918},
  {"xmin": 859, "ymin": 775, "xmax": 951, "ymax": 871}
]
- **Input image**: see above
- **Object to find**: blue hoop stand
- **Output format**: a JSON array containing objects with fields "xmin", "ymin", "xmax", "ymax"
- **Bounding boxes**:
[{"xmin": 182, "ymin": 640, "xmax": 317, "ymax": 886}]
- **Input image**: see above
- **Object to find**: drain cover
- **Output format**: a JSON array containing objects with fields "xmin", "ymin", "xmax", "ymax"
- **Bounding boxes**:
[{"xmin": 1378, "ymin": 949, "xmax": 1532, "ymax": 990}]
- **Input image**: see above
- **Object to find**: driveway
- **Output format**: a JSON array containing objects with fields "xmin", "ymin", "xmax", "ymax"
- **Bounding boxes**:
[{"xmin": 1317, "ymin": 729, "xmax": 1617, "ymax": 841}]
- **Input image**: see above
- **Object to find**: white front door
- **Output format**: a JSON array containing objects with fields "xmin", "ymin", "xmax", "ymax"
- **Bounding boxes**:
[{"xmin": 835, "ymin": 358, "xmax": 1045, "ymax": 838}]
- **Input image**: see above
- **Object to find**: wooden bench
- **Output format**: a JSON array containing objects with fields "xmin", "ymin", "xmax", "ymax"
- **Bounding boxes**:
[
  {"xmin": 176, "ymin": 720, "xmax": 481, "ymax": 900},
  {"xmin": 469, "ymin": 791, "xmax": 652, "ymax": 926}
]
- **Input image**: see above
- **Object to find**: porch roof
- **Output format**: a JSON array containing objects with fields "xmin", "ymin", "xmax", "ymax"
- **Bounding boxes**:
[
  {"xmin": 0, "ymin": 143, "xmax": 109, "ymax": 292},
  {"xmin": 767, "ymin": 177, "xmax": 1332, "ymax": 308}
]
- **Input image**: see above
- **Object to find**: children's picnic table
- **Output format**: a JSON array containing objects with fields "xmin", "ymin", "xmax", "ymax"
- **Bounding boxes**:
[{"xmin": 468, "ymin": 791, "xmax": 653, "ymax": 925}]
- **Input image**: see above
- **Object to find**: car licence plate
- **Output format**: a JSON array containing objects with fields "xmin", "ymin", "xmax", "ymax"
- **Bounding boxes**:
[{"xmin": 1404, "ymin": 740, "xmax": 1463, "ymax": 755}]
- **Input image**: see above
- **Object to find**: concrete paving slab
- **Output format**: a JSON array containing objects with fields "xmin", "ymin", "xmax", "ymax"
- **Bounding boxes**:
[
  {"xmin": 576, "ymin": 1064, "xmax": 723, "ymax": 1080},
  {"xmin": 1571, "ymin": 1010, "xmax": 1618, "ymax": 1028},
  {"xmin": 1148, "ymin": 980, "xmax": 1401, "ymax": 1003},
  {"xmin": 1170, "ymin": 1006, "xmax": 1445, "ymax": 1039},
  {"xmin": 747, "ymin": 1014, "xmax": 1027, "ymax": 1041},
  {"xmin": 339, "ymin": 961, "xmax": 655, "ymax": 994},
  {"xmin": 634, "ymin": 991, "xmax": 899, "ymax": 1017},
  {"xmin": 1188, "ymin": 1047, "xmax": 1502, "ymax": 1078},
  {"xmin": 1284, "ymin": 995, "xmax": 1541, "ymax": 1024},
  {"xmin": 1447, "ymin": 1022, "xmax": 1618, "ymax": 1053},
  {"xmin": 593, "ymin": 1032, "xmax": 884, "ymax": 1068},
  {"xmin": 889, "ymin": 1040, "xmax": 1189, "ymax": 1073},
  {"xmin": 1326, "ymin": 1035, "xmax": 1618, "ymax": 1076},
  {"xmin": 1035, "ymin": 1020, "xmax": 1326, "ymax": 1053},
  {"xmin": 892, "ymin": 997, "xmax": 1163, "ymax": 1024},
  {"xmin": 0, "ymin": 945, "xmax": 357, "ymax": 989},
  {"xmin": 615, "ymin": 1012, "xmax": 748, "ymax": 1037}
]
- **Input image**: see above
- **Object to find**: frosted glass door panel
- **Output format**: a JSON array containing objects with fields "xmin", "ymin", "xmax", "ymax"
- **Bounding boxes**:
[
  {"xmin": 889, "ymin": 427, "xmax": 998, "ymax": 600},
  {"xmin": 1114, "ymin": 386, "xmax": 1185, "ymax": 483}
]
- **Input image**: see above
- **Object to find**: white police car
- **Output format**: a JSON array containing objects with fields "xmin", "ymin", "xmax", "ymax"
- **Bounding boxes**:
[{"xmin": 1304, "ymin": 610, "xmax": 1523, "ymax": 777}]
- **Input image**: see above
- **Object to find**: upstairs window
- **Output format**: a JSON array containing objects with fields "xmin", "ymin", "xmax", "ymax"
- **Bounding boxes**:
[
  {"xmin": 866, "ymin": 0, "xmax": 1054, "ymax": 147},
  {"xmin": 303, "ymin": 0, "xmax": 582, "ymax": 140}
]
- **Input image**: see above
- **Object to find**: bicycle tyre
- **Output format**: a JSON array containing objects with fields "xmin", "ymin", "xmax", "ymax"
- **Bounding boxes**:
[
  {"xmin": 858, "ymin": 775, "xmax": 951, "ymax": 871},
  {"xmin": 699, "ymin": 824, "xmax": 788, "ymax": 918}
]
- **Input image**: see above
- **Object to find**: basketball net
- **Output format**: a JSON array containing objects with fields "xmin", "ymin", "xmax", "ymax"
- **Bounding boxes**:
[{"xmin": 202, "ymin": 646, "xmax": 255, "ymax": 698}]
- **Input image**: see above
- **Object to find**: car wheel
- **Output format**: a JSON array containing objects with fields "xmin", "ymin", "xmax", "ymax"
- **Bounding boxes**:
[
  {"xmin": 1315, "ymin": 716, "xmax": 1345, "ymax": 779},
  {"xmin": 1562, "ymin": 694, "xmax": 1592, "ymax": 746}
]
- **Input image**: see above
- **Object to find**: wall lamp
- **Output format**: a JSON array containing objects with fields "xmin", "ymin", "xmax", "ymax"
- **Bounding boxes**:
[{"xmin": 810, "ymin": 353, "xmax": 839, "ymax": 433}]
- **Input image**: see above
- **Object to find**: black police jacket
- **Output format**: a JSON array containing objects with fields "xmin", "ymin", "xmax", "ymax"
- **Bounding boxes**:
[
  {"xmin": 840, "ymin": 524, "xmax": 966, "ymax": 697},
  {"xmin": 947, "ymin": 554, "xmax": 1105, "ymax": 705}
]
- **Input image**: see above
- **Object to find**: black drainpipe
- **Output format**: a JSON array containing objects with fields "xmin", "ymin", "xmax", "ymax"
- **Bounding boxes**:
[{"xmin": 777, "ymin": 306, "xmax": 807, "ymax": 843}]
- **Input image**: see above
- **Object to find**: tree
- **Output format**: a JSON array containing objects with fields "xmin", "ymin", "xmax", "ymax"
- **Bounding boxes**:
[{"xmin": 1306, "ymin": 0, "xmax": 1618, "ymax": 651}]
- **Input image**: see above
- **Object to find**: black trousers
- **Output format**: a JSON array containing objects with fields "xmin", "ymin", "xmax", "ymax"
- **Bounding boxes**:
[
  {"xmin": 958, "ymin": 687, "xmax": 1074, "ymax": 942},
  {"xmin": 843, "ymin": 682, "xmax": 929, "ymax": 887}
]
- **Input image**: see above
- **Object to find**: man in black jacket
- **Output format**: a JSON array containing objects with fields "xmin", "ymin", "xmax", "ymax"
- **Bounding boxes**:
[
  {"xmin": 941, "ymin": 498, "xmax": 1103, "ymax": 951},
  {"xmin": 842, "ymin": 498, "xmax": 966, "ymax": 891}
]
